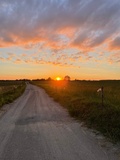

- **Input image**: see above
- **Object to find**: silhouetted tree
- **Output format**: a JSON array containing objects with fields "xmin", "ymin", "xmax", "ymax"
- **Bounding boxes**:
[
  {"xmin": 46, "ymin": 77, "xmax": 53, "ymax": 81},
  {"xmin": 64, "ymin": 75, "xmax": 70, "ymax": 81}
]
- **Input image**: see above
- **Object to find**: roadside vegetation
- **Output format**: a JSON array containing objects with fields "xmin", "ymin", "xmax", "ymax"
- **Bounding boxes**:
[
  {"xmin": 0, "ymin": 81, "xmax": 26, "ymax": 109},
  {"xmin": 32, "ymin": 80, "xmax": 120, "ymax": 143}
]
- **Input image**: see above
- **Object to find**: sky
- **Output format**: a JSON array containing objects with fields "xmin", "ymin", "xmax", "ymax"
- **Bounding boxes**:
[{"xmin": 0, "ymin": 0, "xmax": 120, "ymax": 80}]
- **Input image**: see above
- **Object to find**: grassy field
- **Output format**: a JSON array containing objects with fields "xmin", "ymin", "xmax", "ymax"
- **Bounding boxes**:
[
  {"xmin": 31, "ymin": 80, "xmax": 120, "ymax": 143},
  {"xmin": 0, "ymin": 81, "xmax": 26, "ymax": 109}
]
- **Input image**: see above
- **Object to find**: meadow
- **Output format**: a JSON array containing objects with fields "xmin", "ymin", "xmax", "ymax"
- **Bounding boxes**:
[
  {"xmin": 32, "ymin": 80, "xmax": 120, "ymax": 143},
  {"xmin": 0, "ymin": 80, "xmax": 26, "ymax": 109}
]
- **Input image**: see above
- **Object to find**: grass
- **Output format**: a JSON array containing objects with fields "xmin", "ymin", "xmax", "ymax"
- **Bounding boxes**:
[
  {"xmin": 0, "ymin": 81, "xmax": 26, "ymax": 109},
  {"xmin": 31, "ymin": 80, "xmax": 120, "ymax": 143}
]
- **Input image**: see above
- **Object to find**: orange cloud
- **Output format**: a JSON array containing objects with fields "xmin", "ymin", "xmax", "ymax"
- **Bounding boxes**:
[
  {"xmin": 0, "ymin": 0, "xmax": 120, "ymax": 54},
  {"xmin": 108, "ymin": 52, "xmax": 120, "ymax": 64},
  {"xmin": 0, "ymin": 57, "xmax": 5, "ymax": 62},
  {"xmin": 0, "ymin": 0, "xmax": 120, "ymax": 75},
  {"xmin": 14, "ymin": 59, "xmax": 22, "ymax": 64}
]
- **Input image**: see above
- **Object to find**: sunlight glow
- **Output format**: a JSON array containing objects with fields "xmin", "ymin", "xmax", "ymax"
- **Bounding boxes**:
[{"xmin": 56, "ymin": 77, "xmax": 62, "ymax": 81}]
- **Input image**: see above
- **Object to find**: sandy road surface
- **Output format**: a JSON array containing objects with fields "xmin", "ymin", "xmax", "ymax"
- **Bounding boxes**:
[{"xmin": 0, "ymin": 84, "xmax": 119, "ymax": 160}]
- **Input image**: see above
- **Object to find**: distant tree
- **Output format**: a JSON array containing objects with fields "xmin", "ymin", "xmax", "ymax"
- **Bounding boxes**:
[
  {"xmin": 64, "ymin": 75, "xmax": 70, "ymax": 81},
  {"xmin": 46, "ymin": 77, "xmax": 53, "ymax": 81},
  {"xmin": 39, "ymin": 78, "xmax": 45, "ymax": 81}
]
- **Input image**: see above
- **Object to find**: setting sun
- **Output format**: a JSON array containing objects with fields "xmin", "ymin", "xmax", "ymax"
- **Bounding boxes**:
[{"xmin": 56, "ymin": 77, "xmax": 62, "ymax": 81}]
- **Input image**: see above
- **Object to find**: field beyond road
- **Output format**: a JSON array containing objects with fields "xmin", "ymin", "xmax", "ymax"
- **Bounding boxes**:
[
  {"xmin": 0, "ymin": 84, "xmax": 119, "ymax": 160},
  {"xmin": 0, "ymin": 80, "xmax": 26, "ymax": 109},
  {"xmin": 32, "ymin": 80, "xmax": 120, "ymax": 143}
]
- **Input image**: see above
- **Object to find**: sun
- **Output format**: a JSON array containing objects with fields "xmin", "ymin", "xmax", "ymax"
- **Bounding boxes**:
[{"xmin": 55, "ymin": 77, "xmax": 62, "ymax": 81}]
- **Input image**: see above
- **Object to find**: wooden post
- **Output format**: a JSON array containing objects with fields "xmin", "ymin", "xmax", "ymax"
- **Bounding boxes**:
[{"xmin": 101, "ymin": 86, "xmax": 104, "ymax": 107}]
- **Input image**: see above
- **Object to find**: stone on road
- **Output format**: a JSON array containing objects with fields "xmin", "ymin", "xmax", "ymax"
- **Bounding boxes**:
[{"xmin": 0, "ymin": 84, "xmax": 119, "ymax": 160}]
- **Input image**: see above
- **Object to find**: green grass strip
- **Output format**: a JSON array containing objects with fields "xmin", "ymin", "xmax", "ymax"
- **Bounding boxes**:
[
  {"xmin": 0, "ymin": 84, "xmax": 26, "ymax": 109},
  {"xmin": 31, "ymin": 80, "xmax": 120, "ymax": 143}
]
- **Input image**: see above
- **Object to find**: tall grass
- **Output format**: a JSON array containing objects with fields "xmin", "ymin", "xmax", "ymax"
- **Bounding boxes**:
[
  {"xmin": 32, "ymin": 80, "xmax": 120, "ymax": 142},
  {"xmin": 0, "ymin": 81, "xmax": 26, "ymax": 108}
]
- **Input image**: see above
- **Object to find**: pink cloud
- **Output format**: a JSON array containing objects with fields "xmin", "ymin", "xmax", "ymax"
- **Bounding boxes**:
[{"xmin": 109, "ymin": 37, "xmax": 120, "ymax": 50}]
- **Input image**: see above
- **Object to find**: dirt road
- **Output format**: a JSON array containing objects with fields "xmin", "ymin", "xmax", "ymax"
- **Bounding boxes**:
[{"xmin": 0, "ymin": 84, "xmax": 119, "ymax": 160}]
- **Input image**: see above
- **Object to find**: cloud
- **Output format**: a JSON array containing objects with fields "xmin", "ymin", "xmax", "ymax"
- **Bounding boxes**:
[
  {"xmin": 108, "ymin": 52, "xmax": 120, "ymax": 64},
  {"xmin": 14, "ymin": 58, "xmax": 22, "ymax": 64},
  {"xmin": 109, "ymin": 37, "xmax": 120, "ymax": 50},
  {"xmin": 0, "ymin": 0, "xmax": 120, "ymax": 55},
  {"xmin": 0, "ymin": 57, "xmax": 5, "ymax": 62},
  {"xmin": 0, "ymin": 52, "xmax": 75, "ymax": 67}
]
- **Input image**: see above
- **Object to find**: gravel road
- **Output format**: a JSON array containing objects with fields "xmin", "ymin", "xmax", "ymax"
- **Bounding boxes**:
[{"xmin": 0, "ymin": 84, "xmax": 119, "ymax": 160}]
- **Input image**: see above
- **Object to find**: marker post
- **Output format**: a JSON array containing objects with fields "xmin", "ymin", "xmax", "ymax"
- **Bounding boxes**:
[{"xmin": 101, "ymin": 86, "xmax": 104, "ymax": 107}]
